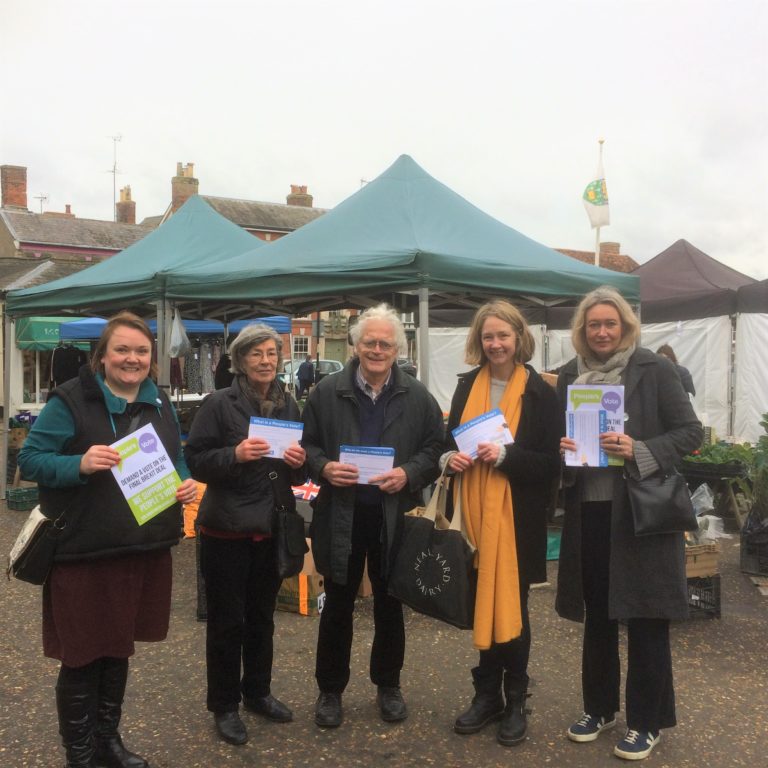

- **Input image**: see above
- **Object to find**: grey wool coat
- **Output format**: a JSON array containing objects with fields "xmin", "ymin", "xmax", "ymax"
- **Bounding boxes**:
[
  {"xmin": 301, "ymin": 359, "xmax": 445, "ymax": 586},
  {"xmin": 555, "ymin": 347, "xmax": 703, "ymax": 622}
]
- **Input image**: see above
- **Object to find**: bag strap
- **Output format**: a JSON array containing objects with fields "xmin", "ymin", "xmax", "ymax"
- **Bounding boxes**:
[
  {"xmin": 268, "ymin": 469, "xmax": 295, "ymax": 512},
  {"xmin": 423, "ymin": 465, "xmax": 450, "ymax": 523}
]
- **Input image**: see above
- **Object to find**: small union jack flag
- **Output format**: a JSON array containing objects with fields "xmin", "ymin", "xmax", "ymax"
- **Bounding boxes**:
[{"xmin": 292, "ymin": 479, "xmax": 321, "ymax": 500}]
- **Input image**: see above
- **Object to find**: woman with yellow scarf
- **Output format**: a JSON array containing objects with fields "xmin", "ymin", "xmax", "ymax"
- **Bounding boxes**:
[{"xmin": 442, "ymin": 300, "xmax": 561, "ymax": 747}]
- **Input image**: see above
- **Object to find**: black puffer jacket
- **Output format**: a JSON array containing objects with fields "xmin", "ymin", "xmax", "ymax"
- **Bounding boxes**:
[{"xmin": 184, "ymin": 379, "xmax": 304, "ymax": 534}]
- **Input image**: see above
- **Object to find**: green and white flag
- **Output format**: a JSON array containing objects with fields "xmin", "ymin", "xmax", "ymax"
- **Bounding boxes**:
[{"xmin": 583, "ymin": 158, "xmax": 610, "ymax": 229}]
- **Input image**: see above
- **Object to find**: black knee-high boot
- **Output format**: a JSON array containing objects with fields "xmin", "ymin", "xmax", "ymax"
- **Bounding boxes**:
[
  {"xmin": 56, "ymin": 661, "xmax": 100, "ymax": 768},
  {"xmin": 94, "ymin": 658, "xmax": 149, "ymax": 768}
]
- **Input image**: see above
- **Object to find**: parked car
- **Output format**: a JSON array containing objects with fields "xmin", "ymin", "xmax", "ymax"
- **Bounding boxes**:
[
  {"xmin": 279, "ymin": 358, "xmax": 344, "ymax": 389},
  {"xmin": 397, "ymin": 358, "xmax": 417, "ymax": 377}
]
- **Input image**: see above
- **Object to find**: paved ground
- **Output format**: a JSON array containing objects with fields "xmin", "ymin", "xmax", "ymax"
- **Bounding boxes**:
[{"xmin": 1, "ymin": 502, "xmax": 766, "ymax": 768}]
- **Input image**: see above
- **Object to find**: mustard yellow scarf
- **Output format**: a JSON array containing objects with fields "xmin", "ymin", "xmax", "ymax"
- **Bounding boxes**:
[{"xmin": 457, "ymin": 364, "xmax": 526, "ymax": 650}]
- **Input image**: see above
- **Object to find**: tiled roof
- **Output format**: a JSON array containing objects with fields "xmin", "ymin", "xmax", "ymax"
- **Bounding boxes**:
[
  {"xmin": 555, "ymin": 248, "xmax": 638, "ymax": 273},
  {"xmin": 201, "ymin": 195, "xmax": 326, "ymax": 232},
  {"xmin": 0, "ymin": 209, "xmax": 155, "ymax": 251},
  {"xmin": 0, "ymin": 257, "xmax": 94, "ymax": 292}
]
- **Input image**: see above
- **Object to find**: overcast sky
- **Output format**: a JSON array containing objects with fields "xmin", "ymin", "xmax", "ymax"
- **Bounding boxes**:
[{"xmin": 3, "ymin": 0, "xmax": 766, "ymax": 278}]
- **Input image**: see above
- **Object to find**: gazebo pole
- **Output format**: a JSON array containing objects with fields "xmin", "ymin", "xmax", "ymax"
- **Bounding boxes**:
[
  {"xmin": 418, "ymin": 286, "xmax": 430, "ymax": 390},
  {"xmin": 2, "ymin": 312, "xmax": 13, "ymax": 501}
]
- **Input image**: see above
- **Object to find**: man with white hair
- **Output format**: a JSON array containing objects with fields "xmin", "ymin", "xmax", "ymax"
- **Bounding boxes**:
[{"xmin": 302, "ymin": 303, "xmax": 444, "ymax": 729}]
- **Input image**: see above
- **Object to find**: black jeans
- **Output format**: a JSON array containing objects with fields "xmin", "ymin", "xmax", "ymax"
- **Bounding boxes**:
[
  {"xmin": 580, "ymin": 501, "xmax": 676, "ymax": 732},
  {"xmin": 475, "ymin": 583, "xmax": 531, "ymax": 689},
  {"xmin": 315, "ymin": 503, "xmax": 404, "ymax": 693},
  {"xmin": 200, "ymin": 533, "xmax": 282, "ymax": 713}
]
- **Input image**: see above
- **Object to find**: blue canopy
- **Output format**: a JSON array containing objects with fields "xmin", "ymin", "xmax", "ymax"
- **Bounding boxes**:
[{"xmin": 59, "ymin": 315, "xmax": 292, "ymax": 340}]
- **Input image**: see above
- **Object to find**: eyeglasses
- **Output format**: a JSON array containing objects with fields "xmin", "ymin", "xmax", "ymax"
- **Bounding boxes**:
[
  {"xmin": 246, "ymin": 349, "xmax": 278, "ymax": 360},
  {"xmin": 360, "ymin": 339, "xmax": 395, "ymax": 351}
]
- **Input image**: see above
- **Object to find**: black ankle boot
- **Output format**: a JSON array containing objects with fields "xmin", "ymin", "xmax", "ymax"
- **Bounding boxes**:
[
  {"xmin": 497, "ymin": 672, "xmax": 531, "ymax": 747},
  {"xmin": 454, "ymin": 666, "xmax": 504, "ymax": 734},
  {"xmin": 56, "ymin": 678, "xmax": 98, "ymax": 768},
  {"xmin": 94, "ymin": 659, "xmax": 149, "ymax": 768}
]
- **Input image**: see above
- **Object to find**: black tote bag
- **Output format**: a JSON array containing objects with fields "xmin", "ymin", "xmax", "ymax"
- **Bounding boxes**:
[{"xmin": 388, "ymin": 471, "xmax": 476, "ymax": 630}]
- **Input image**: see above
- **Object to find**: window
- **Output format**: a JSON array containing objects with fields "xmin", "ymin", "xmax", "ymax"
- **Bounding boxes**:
[{"xmin": 293, "ymin": 336, "xmax": 309, "ymax": 357}]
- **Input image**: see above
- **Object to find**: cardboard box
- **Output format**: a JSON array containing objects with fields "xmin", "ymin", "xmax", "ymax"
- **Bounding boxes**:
[
  {"xmin": 685, "ymin": 542, "xmax": 720, "ymax": 578},
  {"xmin": 8, "ymin": 427, "xmax": 28, "ymax": 450},
  {"xmin": 276, "ymin": 538, "xmax": 325, "ymax": 616},
  {"xmin": 276, "ymin": 573, "xmax": 325, "ymax": 616}
]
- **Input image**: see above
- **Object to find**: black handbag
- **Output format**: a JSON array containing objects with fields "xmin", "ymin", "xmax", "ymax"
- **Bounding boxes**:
[
  {"xmin": 388, "ymin": 470, "xmax": 476, "ymax": 630},
  {"xmin": 625, "ymin": 467, "xmax": 699, "ymax": 536},
  {"xmin": 268, "ymin": 471, "xmax": 308, "ymax": 579},
  {"xmin": 7, "ymin": 506, "xmax": 68, "ymax": 585}
]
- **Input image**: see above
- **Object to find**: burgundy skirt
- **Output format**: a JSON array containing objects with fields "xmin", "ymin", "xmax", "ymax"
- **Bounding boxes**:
[{"xmin": 42, "ymin": 549, "xmax": 172, "ymax": 668}]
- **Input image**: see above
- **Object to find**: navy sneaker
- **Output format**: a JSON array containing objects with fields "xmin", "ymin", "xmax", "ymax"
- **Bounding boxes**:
[
  {"xmin": 567, "ymin": 712, "xmax": 616, "ymax": 742},
  {"xmin": 614, "ymin": 729, "xmax": 660, "ymax": 760}
]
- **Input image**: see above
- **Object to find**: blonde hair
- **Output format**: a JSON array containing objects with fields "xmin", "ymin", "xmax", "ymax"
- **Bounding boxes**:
[
  {"xmin": 570, "ymin": 286, "xmax": 640, "ymax": 358},
  {"xmin": 465, "ymin": 299, "xmax": 535, "ymax": 366}
]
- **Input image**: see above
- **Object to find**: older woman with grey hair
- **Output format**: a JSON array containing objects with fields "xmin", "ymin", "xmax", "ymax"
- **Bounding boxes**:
[{"xmin": 185, "ymin": 323, "xmax": 306, "ymax": 747}]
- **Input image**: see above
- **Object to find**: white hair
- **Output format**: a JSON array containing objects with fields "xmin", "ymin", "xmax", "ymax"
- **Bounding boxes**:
[{"xmin": 349, "ymin": 303, "xmax": 407, "ymax": 355}]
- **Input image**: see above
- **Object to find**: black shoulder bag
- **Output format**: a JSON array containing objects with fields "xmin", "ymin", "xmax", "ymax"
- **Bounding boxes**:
[
  {"xmin": 268, "ymin": 470, "xmax": 308, "ymax": 579},
  {"xmin": 625, "ymin": 467, "xmax": 698, "ymax": 536}
]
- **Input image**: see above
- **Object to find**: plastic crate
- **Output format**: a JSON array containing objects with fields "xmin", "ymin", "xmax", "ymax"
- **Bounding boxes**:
[
  {"xmin": 6, "ymin": 486, "xmax": 39, "ymax": 511},
  {"xmin": 686, "ymin": 575, "xmax": 721, "ymax": 619},
  {"xmin": 740, "ymin": 529, "xmax": 768, "ymax": 575}
]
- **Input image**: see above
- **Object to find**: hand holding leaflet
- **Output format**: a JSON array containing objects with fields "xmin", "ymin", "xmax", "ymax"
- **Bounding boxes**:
[
  {"xmin": 110, "ymin": 424, "xmax": 181, "ymax": 525},
  {"xmin": 452, "ymin": 409, "xmax": 513, "ymax": 459},
  {"xmin": 338, "ymin": 445, "xmax": 395, "ymax": 485},
  {"xmin": 565, "ymin": 385, "xmax": 625, "ymax": 467}
]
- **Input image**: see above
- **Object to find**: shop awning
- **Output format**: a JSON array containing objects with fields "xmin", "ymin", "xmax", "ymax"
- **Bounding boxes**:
[{"xmin": 15, "ymin": 316, "xmax": 89, "ymax": 350}]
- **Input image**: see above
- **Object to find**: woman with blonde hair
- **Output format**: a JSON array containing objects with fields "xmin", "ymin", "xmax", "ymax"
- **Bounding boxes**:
[
  {"xmin": 557, "ymin": 287, "xmax": 702, "ymax": 761},
  {"xmin": 442, "ymin": 299, "xmax": 561, "ymax": 746}
]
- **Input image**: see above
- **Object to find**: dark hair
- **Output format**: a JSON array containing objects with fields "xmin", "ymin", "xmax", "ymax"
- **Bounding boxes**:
[
  {"xmin": 656, "ymin": 344, "xmax": 678, "ymax": 364},
  {"xmin": 90, "ymin": 311, "xmax": 157, "ymax": 378}
]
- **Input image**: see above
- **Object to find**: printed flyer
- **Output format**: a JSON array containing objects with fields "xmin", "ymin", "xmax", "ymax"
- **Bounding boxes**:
[
  {"xmin": 451, "ymin": 408, "xmax": 514, "ymax": 459},
  {"xmin": 339, "ymin": 445, "xmax": 395, "ymax": 484},
  {"xmin": 565, "ymin": 385, "xmax": 625, "ymax": 467},
  {"xmin": 110, "ymin": 424, "xmax": 181, "ymax": 525},
  {"xmin": 248, "ymin": 417, "xmax": 303, "ymax": 458}
]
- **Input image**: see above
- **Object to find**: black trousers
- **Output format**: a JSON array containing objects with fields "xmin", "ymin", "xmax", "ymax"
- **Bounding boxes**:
[
  {"xmin": 200, "ymin": 533, "xmax": 282, "ymax": 713},
  {"xmin": 580, "ymin": 502, "xmax": 676, "ymax": 732},
  {"xmin": 315, "ymin": 503, "xmax": 404, "ymax": 693},
  {"xmin": 475, "ymin": 583, "xmax": 531, "ymax": 690}
]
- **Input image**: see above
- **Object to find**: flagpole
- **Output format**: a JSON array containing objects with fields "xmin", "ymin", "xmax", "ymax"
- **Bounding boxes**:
[{"xmin": 594, "ymin": 138, "xmax": 605, "ymax": 267}]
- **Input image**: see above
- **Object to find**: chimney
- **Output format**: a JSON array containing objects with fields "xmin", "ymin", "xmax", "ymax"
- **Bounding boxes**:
[
  {"xmin": 1, "ymin": 165, "xmax": 29, "ymax": 209},
  {"xmin": 600, "ymin": 242, "xmax": 620, "ymax": 258},
  {"xmin": 286, "ymin": 184, "xmax": 313, "ymax": 207},
  {"xmin": 171, "ymin": 162, "xmax": 199, "ymax": 213},
  {"xmin": 115, "ymin": 185, "xmax": 136, "ymax": 224}
]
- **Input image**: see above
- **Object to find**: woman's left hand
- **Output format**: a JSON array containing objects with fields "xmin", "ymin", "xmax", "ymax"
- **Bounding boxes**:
[
  {"xmin": 176, "ymin": 478, "xmax": 198, "ymax": 505},
  {"xmin": 600, "ymin": 432, "xmax": 635, "ymax": 460},
  {"xmin": 283, "ymin": 443, "xmax": 306, "ymax": 468},
  {"xmin": 476, "ymin": 441, "xmax": 501, "ymax": 464}
]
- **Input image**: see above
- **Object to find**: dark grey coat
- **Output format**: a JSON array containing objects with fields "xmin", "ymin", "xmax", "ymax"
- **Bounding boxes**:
[
  {"xmin": 555, "ymin": 347, "xmax": 703, "ymax": 622},
  {"xmin": 302, "ymin": 359, "xmax": 445, "ymax": 585}
]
